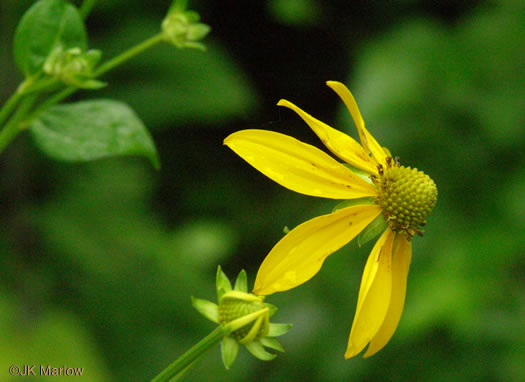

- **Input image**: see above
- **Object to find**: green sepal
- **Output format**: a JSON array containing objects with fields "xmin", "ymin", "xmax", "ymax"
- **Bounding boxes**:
[
  {"xmin": 357, "ymin": 213, "xmax": 388, "ymax": 247},
  {"xmin": 332, "ymin": 197, "xmax": 374, "ymax": 213},
  {"xmin": 191, "ymin": 297, "xmax": 219, "ymax": 323},
  {"xmin": 260, "ymin": 337, "xmax": 284, "ymax": 352},
  {"xmin": 220, "ymin": 290, "xmax": 260, "ymax": 303},
  {"xmin": 238, "ymin": 314, "xmax": 265, "ymax": 345},
  {"xmin": 234, "ymin": 269, "xmax": 248, "ymax": 293},
  {"xmin": 220, "ymin": 336, "xmax": 239, "ymax": 370},
  {"xmin": 244, "ymin": 341, "xmax": 276, "ymax": 361},
  {"xmin": 264, "ymin": 303, "xmax": 278, "ymax": 318},
  {"xmin": 216, "ymin": 265, "xmax": 232, "ymax": 301},
  {"xmin": 267, "ymin": 323, "xmax": 292, "ymax": 337},
  {"xmin": 222, "ymin": 307, "xmax": 266, "ymax": 336},
  {"xmin": 83, "ymin": 48, "xmax": 102, "ymax": 66}
]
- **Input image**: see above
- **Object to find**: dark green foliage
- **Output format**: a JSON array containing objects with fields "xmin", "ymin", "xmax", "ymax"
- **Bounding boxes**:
[{"xmin": 0, "ymin": 0, "xmax": 523, "ymax": 381}]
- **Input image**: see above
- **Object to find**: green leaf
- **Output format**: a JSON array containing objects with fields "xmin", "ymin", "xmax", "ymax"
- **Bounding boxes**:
[
  {"xmin": 14, "ymin": 0, "xmax": 87, "ymax": 77},
  {"xmin": 30, "ymin": 100, "xmax": 160, "ymax": 169}
]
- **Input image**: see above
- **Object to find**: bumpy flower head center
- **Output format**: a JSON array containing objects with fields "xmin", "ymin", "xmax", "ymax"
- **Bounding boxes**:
[
  {"xmin": 219, "ymin": 297, "xmax": 268, "ymax": 341},
  {"xmin": 373, "ymin": 160, "xmax": 437, "ymax": 240}
]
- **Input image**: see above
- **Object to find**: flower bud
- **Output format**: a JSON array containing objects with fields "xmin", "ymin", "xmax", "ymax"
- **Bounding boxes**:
[
  {"xmin": 219, "ymin": 291, "xmax": 269, "ymax": 343},
  {"xmin": 191, "ymin": 266, "xmax": 292, "ymax": 369},
  {"xmin": 161, "ymin": 9, "xmax": 210, "ymax": 50},
  {"xmin": 43, "ymin": 44, "xmax": 104, "ymax": 89}
]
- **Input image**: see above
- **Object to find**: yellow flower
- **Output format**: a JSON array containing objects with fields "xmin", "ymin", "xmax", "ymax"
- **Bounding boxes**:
[{"xmin": 224, "ymin": 81, "xmax": 437, "ymax": 359}]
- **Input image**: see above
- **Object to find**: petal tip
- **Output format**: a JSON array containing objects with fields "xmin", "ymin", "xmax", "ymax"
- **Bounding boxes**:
[
  {"xmin": 223, "ymin": 132, "xmax": 237, "ymax": 146},
  {"xmin": 325, "ymin": 80, "xmax": 346, "ymax": 90},
  {"xmin": 344, "ymin": 349, "xmax": 358, "ymax": 360},
  {"xmin": 325, "ymin": 80, "xmax": 340, "ymax": 87}
]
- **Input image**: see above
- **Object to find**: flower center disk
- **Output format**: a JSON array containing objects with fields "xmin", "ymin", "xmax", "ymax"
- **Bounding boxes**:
[{"xmin": 374, "ymin": 164, "xmax": 437, "ymax": 239}]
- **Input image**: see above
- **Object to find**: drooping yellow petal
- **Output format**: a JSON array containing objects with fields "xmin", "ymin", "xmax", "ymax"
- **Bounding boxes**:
[
  {"xmin": 326, "ymin": 81, "xmax": 388, "ymax": 168},
  {"xmin": 363, "ymin": 234, "xmax": 412, "ymax": 358},
  {"xmin": 224, "ymin": 129, "xmax": 377, "ymax": 200},
  {"xmin": 254, "ymin": 204, "xmax": 382, "ymax": 295},
  {"xmin": 345, "ymin": 228, "xmax": 394, "ymax": 359},
  {"xmin": 276, "ymin": 100, "xmax": 378, "ymax": 175}
]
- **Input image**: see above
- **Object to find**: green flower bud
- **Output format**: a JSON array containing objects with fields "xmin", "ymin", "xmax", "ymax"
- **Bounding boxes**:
[
  {"xmin": 192, "ymin": 266, "xmax": 292, "ymax": 369},
  {"xmin": 161, "ymin": 8, "xmax": 211, "ymax": 50},
  {"xmin": 43, "ymin": 44, "xmax": 104, "ymax": 89},
  {"xmin": 219, "ymin": 291, "xmax": 269, "ymax": 343}
]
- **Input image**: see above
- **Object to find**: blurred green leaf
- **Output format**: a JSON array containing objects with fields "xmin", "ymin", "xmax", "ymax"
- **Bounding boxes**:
[
  {"xmin": 30, "ymin": 100, "xmax": 160, "ymax": 168},
  {"xmin": 0, "ymin": 295, "xmax": 110, "ymax": 381},
  {"xmin": 14, "ymin": 0, "xmax": 87, "ymax": 76},
  {"xmin": 268, "ymin": 0, "xmax": 322, "ymax": 26},
  {"xmin": 98, "ymin": 21, "xmax": 258, "ymax": 127}
]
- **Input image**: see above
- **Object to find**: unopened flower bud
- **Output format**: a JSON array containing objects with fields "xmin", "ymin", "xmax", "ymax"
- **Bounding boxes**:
[{"xmin": 161, "ymin": 10, "xmax": 210, "ymax": 50}]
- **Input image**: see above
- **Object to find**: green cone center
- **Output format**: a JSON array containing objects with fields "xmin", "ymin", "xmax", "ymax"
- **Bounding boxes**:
[{"xmin": 374, "ymin": 164, "xmax": 437, "ymax": 239}]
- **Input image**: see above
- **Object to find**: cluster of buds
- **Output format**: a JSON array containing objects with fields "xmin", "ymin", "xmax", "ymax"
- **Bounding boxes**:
[
  {"xmin": 192, "ymin": 266, "xmax": 291, "ymax": 369},
  {"xmin": 161, "ymin": 4, "xmax": 210, "ymax": 50},
  {"xmin": 43, "ymin": 43, "xmax": 104, "ymax": 89}
]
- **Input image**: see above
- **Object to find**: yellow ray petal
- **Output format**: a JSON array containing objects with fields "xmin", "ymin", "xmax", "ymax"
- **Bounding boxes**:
[
  {"xmin": 326, "ymin": 81, "xmax": 388, "ymax": 168},
  {"xmin": 363, "ymin": 234, "xmax": 412, "ymax": 358},
  {"xmin": 224, "ymin": 129, "xmax": 377, "ymax": 200},
  {"xmin": 277, "ymin": 100, "xmax": 378, "ymax": 175},
  {"xmin": 253, "ymin": 205, "xmax": 382, "ymax": 295},
  {"xmin": 345, "ymin": 228, "xmax": 394, "ymax": 359}
]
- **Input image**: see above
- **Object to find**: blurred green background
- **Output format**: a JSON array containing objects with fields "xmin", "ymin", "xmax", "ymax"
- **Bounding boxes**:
[{"xmin": 1, "ymin": 0, "xmax": 524, "ymax": 380}]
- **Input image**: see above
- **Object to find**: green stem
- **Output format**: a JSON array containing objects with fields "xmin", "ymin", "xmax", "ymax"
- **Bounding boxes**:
[
  {"xmin": 173, "ymin": 0, "xmax": 189, "ymax": 11},
  {"xmin": 0, "ymin": 87, "xmax": 25, "ymax": 129},
  {"xmin": 94, "ymin": 33, "xmax": 164, "ymax": 77},
  {"xmin": 0, "ymin": 94, "xmax": 38, "ymax": 155},
  {"xmin": 151, "ymin": 326, "xmax": 224, "ymax": 382}
]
